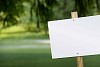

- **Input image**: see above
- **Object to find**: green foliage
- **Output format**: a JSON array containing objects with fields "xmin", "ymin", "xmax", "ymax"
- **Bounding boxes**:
[
  {"xmin": 53, "ymin": 0, "xmax": 75, "ymax": 19},
  {"xmin": 96, "ymin": 0, "xmax": 100, "ymax": 12},
  {"xmin": 0, "ymin": 0, "xmax": 100, "ymax": 33},
  {"xmin": 29, "ymin": 0, "xmax": 58, "ymax": 32},
  {"xmin": 75, "ymin": 0, "xmax": 95, "ymax": 17},
  {"xmin": 0, "ymin": 0, "xmax": 24, "ymax": 28}
]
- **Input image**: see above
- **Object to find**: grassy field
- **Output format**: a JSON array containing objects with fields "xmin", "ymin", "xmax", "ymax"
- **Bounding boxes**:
[
  {"xmin": 0, "ymin": 26, "xmax": 100, "ymax": 67},
  {"xmin": 0, "ymin": 38, "xmax": 77, "ymax": 67},
  {"xmin": 1, "ymin": 37, "xmax": 100, "ymax": 67}
]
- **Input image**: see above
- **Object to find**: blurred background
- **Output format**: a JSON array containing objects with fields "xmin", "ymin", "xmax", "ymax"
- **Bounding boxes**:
[{"xmin": 0, "ymin": 0, "xmax": 100, "ymax": 67}]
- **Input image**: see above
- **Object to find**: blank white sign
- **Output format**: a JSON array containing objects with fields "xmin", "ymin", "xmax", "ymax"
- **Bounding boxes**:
[{"xmin": 48, "ymin": 15, "xmax": 100, "ymax": 59}]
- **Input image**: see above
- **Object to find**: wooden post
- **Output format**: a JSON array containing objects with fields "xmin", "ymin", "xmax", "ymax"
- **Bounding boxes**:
[{"xmin": 71, "ymin": 11, "xmax": 84, "ymax": 67}]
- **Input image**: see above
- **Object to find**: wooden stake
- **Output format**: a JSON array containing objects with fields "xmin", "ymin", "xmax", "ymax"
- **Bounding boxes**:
[
  {"xmin": 71, "ymin": 12, "xmax": 84, "ymax": 67},
  {"xmin": 77, "ymin": 56, "xmax": 83, "ymax": 67},
  {"xmin": 71, "ymin": 12, "xmax": 78, "ymax": 19}
]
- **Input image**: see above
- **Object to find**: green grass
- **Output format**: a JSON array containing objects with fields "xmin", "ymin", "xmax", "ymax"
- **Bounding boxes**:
[
  {"xmin": 1, "ymin": 46, "xmax": 100, "ymax": 67},
  {"xmin": 0, "ymin": 54, "xmax": 72, "ymax": 67},
  {"xmin": 0, "ymin": 24, "xmax": 49, "ymax": 40},
  {"xmin": 0, "ymin": 35, "xmax": 77, "ymax": 67},
  {"xmin": 0, "ymin": 25, "xmax": 26, "ymax": 33},
  {"xmin": 0, "ymin": 39, "xmax": 49, "ymax": 46},
  {"xmin": 1, "ymin": 25, "xmax": 100, "ymax": 67},
  {"xmin": 0, "ymin": 32, "xmax": 49, "ymax": 40},
  {"xmin": 0, "ymin": 48, "xmax": 77, "ymax": 67},
  {"xmin": 1, "ymin": 39, "xmax": 100, "ymax": 67}
]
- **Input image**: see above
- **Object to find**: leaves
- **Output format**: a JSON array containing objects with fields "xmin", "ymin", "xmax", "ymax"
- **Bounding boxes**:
[
  {"xmin": 0, "ymin": 0, "xmax": 25, "ymax": 28},
  {"xmin": 29, "ymin": 0, "xmax": 58, "ymax": 32},
  {"xmin": 96, "ymin": 0, "xmax": 100, "ymax": 11},
  {"xmin": 75, "ymin": 0, "xmax": 95, "ymax": 17}
]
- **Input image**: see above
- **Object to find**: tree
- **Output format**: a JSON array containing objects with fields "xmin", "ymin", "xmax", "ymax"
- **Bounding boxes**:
[
  {"xmin": 63, "ymin": 0, "xmax": 67, "ymax": 18},
  {"xmin": 96, "ymin": 0, "xmax": 100, "ymax": 12},
  {"xmin": 0, "ymin": 0, "xmax": 24, "ymax": 29},
  {"xmin": 75, "ymin": 0, "xmax": 95, "ymax": 17},
  {"xmin": 29, "ymin": 0, "xmax": 58, "ymax": 32}
]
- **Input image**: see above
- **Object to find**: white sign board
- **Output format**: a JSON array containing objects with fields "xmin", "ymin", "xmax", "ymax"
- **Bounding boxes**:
[{"xmin": 48, "ymin": 15, "xmax": 100, "ymax": 59}]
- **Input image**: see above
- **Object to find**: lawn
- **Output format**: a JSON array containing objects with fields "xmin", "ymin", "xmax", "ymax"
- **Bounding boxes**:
[
  {"xmin": 0, "ymin": 38, "xmax": 77, "ymax": 67},
  {"xmin": 1, "ymin": 39, "xmax": 100, "ymax": 67},
  {"xmin": 0, "ymin": 26, "xmax": 100, "ymax": 67},
  {"xmin": 0, "ymin": 28, "xmax": 76, "ymax": 67}
]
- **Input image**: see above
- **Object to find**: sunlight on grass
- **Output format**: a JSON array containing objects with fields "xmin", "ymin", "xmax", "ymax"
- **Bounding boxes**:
[
  {"xmin": 1, "ymin": 25, "xmax": 26, "ymax": 33},
  {"xmin": 0, "ymin": 24, "xmax": 48, "ymax": 39},
  {"xmin": 0, "ymin": 32, "xmax": 48, "ymax": 39}
]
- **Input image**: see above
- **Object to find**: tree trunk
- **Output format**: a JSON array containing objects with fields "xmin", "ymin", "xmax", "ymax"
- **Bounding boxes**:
[
  {"xmin": 36, "ymin": 12, "xmax": 40, "ymax": 32},
  {"xmin": 96, "ymin": 0, "xmax": 100, "ymax": 12},
  {"xmin": 30, "ymin": 7, "xmax": 32, "ymax": 21},
  {"xmin": 37, "ymin": 17, "xmax": 40, "ymax": 32},
  {"xmin": 63, "ymin": 0, "xmax": 67, "ymax": 18},
  {"xmin": 3, "ymin": 20, "xmax": 6, "ymax": 28}
]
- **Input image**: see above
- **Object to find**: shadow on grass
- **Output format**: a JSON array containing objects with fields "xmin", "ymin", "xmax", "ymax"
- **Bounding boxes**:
[
  {"xmin": 1, "ymin": 47, "xmax": 100, "ymax": 67},
  {"xmin": 0, "ymin": 52, "xmax": 76, "ymax": 67}
]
